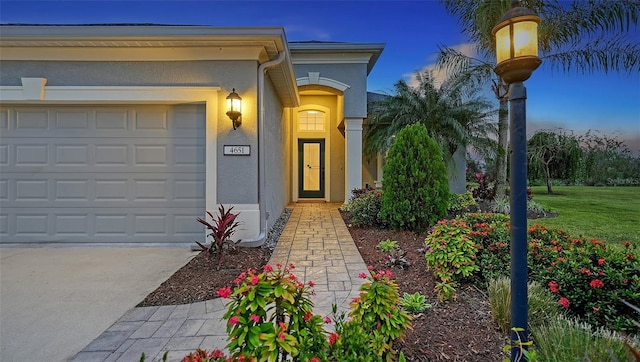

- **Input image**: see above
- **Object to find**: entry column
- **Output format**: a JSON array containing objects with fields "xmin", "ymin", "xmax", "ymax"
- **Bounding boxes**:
[{"xmin": 344, "ymin": 117, "xmax": 363, "ymax": 201}]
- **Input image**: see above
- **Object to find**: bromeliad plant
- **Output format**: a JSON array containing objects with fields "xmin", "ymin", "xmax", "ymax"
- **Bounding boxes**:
[{"xmin": 195, "ymin": 204, "xmax": 241, "ymax": 269}]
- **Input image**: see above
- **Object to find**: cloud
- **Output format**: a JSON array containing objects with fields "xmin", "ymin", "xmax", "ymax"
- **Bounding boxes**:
[{"xmin": 403, "ymin": 43, "xmax": 477, "ymax": 88}]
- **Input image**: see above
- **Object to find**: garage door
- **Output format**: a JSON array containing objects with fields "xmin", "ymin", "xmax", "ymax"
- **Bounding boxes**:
[{"xmin": 0, "ymin": 104, "xmax": 205, "ymax": 244}]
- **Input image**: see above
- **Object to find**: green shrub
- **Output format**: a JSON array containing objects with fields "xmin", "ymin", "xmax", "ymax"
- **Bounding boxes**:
[
  {"xmin": 531, "ymin": 316, "xmax": 636, "ymax": 361},
  {"xmin": 400, "ymin": 292, "xmax": 432, "ymax": 314},
  {"xmin": 443, "ymin": 214, "xmax": 640, "ymax": 335},
  {"xmin": 487, "ymin": 276, "xmax": 562, "ymax": 335},
  {"xmin": 424, "ymin": 219, "xmax": 478, "ymax": 301},
  {"xmin": 489, "ymin": 198, "xmax": 549, "ymax": 216},
  {"xmin": 213, "ymin": 265, "xmax": 412, "ymax": 362},
  {"xmin": 462, "ymin": 213, "xmax": 511, "ymax": 285},
  {"xmin": 448, "ymin": 191, "xmax": 477, "ymax": 213},
  {"xmin": 377, "ymin": 239, "xmax": 398, "ymax": 252},
  {"xmin": 527, "ymin": 200, "xmax": 547, "ymax": 215},
  {"xmin": 347, "ymin": 268, "xmax": 412, "ymax": 360},
  {"xmin": 380, "ymin": 124, "xmax": 449, "ymax": 232},
  {"xmin": 342, "ymin": 190, "xmax": 386, "ymax": 227},
  {"xmin": 528, "ymin": 225, "xmax": 640, "ymax": 335},
  {"xmin": 221, "ymin": 264, "xmax": 326, "ymax": 361},
  {"xmin": 490, "ymin": 197, "xmax": 510, "ymax": 214}
]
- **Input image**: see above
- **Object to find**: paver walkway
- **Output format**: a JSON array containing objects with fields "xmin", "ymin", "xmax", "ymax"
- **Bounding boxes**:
[{"xmin": 71, "ymin": 203, "xmax": 368, "ymax": 362}]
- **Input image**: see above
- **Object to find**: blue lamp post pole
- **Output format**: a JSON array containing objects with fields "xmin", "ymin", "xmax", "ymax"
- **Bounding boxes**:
[{"xmin": 492, "ymin": 1, "xmax": 542, "ymax": 360}]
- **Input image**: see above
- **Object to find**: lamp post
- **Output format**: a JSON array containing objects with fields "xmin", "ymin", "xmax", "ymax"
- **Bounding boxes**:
[{"xmin": 492, "ymin": 1, "xmax": 541, "ymax": 360}]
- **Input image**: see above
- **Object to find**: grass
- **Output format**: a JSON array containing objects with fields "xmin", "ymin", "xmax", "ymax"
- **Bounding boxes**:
[
  {"xmin": 529, "ymin": 186, "xmax": 640, "ymax": 244},
  {"xmin": 530, "ymin": 316, "xmax": 635, "ymax": 362}
]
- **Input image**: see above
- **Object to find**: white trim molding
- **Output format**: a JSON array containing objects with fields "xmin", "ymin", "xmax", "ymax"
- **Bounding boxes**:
[
  {"xmin": 296, "ymin": 73, "xmax": 350, "ymax": 92},
  {"xmin": 1, "ymin": 80, "xmax": 220, "ymax": 104}
]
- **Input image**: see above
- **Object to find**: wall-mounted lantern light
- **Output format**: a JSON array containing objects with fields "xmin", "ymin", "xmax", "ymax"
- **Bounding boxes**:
[
  {"xmin": 226, "ymin": 88, "xmax": 242, "ymax": 130},
  {"xmin": 492, "ymin": 0, "xmax": 541, "ymax": 83}
]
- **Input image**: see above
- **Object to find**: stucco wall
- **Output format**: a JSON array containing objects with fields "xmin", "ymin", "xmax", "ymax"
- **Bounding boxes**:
[
  {"xmin": 293, "ymin": 63, "xmax": 368, "ymax": 118},
  {"xmin": 262, "ymin": 74, "xmax": 289, "ymax": 228},
  {"xmin": 1, "ymin": 60, "xmax": 250, "ymax": 87}
]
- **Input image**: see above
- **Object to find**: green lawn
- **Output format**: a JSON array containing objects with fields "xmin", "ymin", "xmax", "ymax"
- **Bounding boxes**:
[{"xmin": 528, "ymin": 186, "xmax": 640, "ymax": 245}]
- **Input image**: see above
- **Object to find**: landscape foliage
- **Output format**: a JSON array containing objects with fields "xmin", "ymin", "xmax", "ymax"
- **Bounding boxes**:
[
  {"xmin": 380, "ymin": 124, "xmax": 450, "ymax": 233},
  {"xmin": 195, "ymin": 205, "xmax": 242, "ymax": 268},
  {"xmin": 175, "ymin": 264, "xmax": 411, "ymax": 362}
]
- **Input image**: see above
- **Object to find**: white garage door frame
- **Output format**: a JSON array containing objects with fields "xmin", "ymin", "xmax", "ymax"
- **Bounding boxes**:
[{"xmin": 0, "ymin": 78, "xmax": 219, "ymax": 245}]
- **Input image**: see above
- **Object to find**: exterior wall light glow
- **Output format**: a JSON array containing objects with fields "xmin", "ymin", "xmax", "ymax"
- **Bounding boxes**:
[
  {"xmin": 226, "ymin": 88, "xmax": 242, "ymax": 130},
  {"xmin": 492, "ymin": 0, "xmax": 541, "ymax": 83}
]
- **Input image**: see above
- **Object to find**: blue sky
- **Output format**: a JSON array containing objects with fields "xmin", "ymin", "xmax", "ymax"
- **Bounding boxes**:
[{"xmin": 2, "ymin": 0, "xmax": 639, "ymax": 152}]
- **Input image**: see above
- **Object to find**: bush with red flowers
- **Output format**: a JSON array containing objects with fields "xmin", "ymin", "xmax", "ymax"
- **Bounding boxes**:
[
  {"xmin": 174, "ymin": 264, "xmax": 411, "ymax": 362},
  {"xmin": 422, "ymin": 214, "xmax": 639, "ymax": 335},
  {"xmin": 528, "ymin": 224, "xmax": 640, "ymax": 334}
]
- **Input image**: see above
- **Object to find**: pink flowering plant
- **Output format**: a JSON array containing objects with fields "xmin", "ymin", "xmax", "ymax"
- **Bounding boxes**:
[
  {"xmin": 426, "ymin": 213, "xmax": 639, "ymax": 335},
  {"xmin": 463, "ymin": 213, "xmax": 511, "ymax": 285},
  {"xmin": 220, "ymin": 263, "xmax": 328, "ymax": 361},
  {"xmin": 528, "ymin": 224, "xmax": 640, "ymax": 334},
  {"xmin": 202, "ymin": 264, "xmax": 412, "ymax": 362},
  {"xmin": 180, "ymin": 348, "xmax": 250, "ymax": 362},
  {"xmin": 424, "ymin": 218, "xmax": 479, "ymax": 301},
  {"xmin": 330, "ymin": 268, "xmax": 411, "ymax": 361}
]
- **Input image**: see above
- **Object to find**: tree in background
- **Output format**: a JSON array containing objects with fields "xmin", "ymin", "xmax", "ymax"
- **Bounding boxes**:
[
  {"xmin": 527, "ymin": 130, "xmax": 582, "ymax": 193},
  {"xmin": 438, "ymin": 0, "xmax": 640, "ymax": 198},
  {"xmin": 365, "ymin": 71, "xmax": 496, "ymax": 194},
  {"xmin": 380, "ymin": 124, "xmax": 450, "ymax": 233},
  {"xmin": 579, "ymin": 130, "xmax": 640, "ymax": 186}
]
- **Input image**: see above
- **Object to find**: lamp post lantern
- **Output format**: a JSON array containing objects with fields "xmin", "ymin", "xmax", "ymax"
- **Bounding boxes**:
[{"xmin": 492, "ymin": 1, "xmax": 541, "ymax": 360}]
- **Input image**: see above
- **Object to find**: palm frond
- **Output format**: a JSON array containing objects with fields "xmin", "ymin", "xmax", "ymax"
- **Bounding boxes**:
[{"xmin": 542, "ymin": 37, "xmax": 640, "ymax": 74}]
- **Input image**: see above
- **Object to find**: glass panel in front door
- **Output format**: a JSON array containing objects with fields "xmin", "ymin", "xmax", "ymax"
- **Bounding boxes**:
[{"xmin": 303, "ymin": 143, "xmax": 320, "ymax": 191}]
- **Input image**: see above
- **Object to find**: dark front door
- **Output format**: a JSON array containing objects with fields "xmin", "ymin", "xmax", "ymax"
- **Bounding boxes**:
[{"xmin": 298, "ymin": 139, "xmax": 325, "ymax": 198}]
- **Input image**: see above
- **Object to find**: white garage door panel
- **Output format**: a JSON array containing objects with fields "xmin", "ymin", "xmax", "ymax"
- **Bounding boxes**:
[{"xmin": 0, "ymin": 104, "xmax": 206, "ymax": 244}]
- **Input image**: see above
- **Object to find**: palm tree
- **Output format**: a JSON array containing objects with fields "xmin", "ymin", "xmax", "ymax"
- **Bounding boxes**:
[
  {"xmin": 364, "ymin": 71, "xmax": 497, "ymax": 193},
  {"xmin": 438, "ymin": 0, "xmax": 640, "ymax": 199}
]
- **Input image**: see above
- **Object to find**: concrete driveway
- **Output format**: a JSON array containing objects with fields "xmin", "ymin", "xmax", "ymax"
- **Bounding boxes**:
[{"xmin": 0, "ymin": 247, "xmax": 196, "ymax": 362}]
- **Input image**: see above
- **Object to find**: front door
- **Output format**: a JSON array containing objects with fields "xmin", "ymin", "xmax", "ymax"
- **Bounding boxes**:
[{"xmin": 298, "ymin": 139, "xmax": 325, "ymax": 198}]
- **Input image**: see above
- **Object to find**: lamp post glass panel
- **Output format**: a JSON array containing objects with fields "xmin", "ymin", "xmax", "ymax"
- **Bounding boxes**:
[{"xmin": 492, "ymin": 1, "xmax": 541, "ymax": 360}]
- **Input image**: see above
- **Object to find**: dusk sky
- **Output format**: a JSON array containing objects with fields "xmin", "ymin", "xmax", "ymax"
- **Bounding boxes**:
[{"xmin": 2, "ymin": 0, "xmax": 639, "ymax": 152}]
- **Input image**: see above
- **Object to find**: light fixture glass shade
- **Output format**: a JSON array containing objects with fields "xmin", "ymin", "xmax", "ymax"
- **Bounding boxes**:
[
  {"xmin": 495, "ymin": 26, "xmax": 512, "ymax": 64},
  {"xmin": 226, "ymin": 89, "xmax": 241, "ymax": 114},
  {"xmin": 513, "ymin": 20, "xmax": 538, "ymax": 58},
  {"xmin": 494, "ymin": 17, "xmax": 539, "ymax": 64},
  {"xmin": 492, "ymin": 3, "xmax": 541, "ymax": 83},
  {"xmin": 226, "ymin": 88, "xmax": 242, "ymax": 129}
]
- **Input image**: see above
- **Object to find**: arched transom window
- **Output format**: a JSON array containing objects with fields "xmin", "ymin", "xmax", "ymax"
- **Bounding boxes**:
[{"xmin": 298, "ymin": 110, "xmax": 325, "ymax": 131}]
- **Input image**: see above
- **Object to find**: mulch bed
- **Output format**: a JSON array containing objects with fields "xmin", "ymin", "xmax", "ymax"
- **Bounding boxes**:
[
  {"xmin": 137, "ymin": 246, "xmax": 272, "ymax": 307},
  {"xmin": 139, "ymin": 210, "xmax": 510, "ymax": 361}
]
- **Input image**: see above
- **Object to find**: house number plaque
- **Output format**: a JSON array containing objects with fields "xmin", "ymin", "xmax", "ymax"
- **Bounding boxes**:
[{"xmin": 223, "ymin": 145, "xmax": 251, "ymax": 156}]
